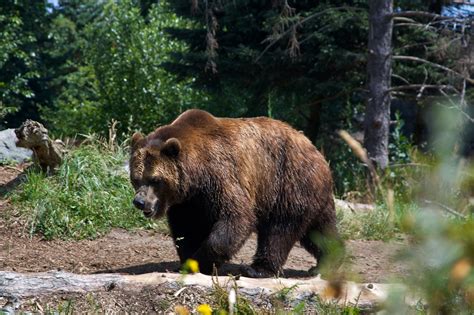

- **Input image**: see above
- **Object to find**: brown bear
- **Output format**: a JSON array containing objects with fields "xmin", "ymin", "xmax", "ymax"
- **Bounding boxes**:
[{"xmin": 129, "ymin": 109, "xmax": 343, "ymax": 277}]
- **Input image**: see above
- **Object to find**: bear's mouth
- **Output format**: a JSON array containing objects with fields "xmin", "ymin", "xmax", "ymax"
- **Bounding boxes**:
[
  {"xmin": 142, "ymin": 202, "xmax": 166, "ymax": 219},
  {"xmin": 143, "ymin": 210, "xmax": 155, "ymax": 218}
]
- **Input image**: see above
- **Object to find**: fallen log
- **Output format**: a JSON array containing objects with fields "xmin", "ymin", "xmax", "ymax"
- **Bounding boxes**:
[{"xmin": 0, "ymin": 271, "xmax": 414, "ymax": 311}]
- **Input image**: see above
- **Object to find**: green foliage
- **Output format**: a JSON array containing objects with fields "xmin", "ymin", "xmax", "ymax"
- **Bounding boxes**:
[
  {"xmin": 0, "ymin": 2, "xmax": 43, "ymax": 122},
  {"xmin": 10, "ymin": 139, "xmax": 165, "ymax": 240},
  {"xmin": 43, "ymin": 0, "xmax": 206, "ymax": 137}
]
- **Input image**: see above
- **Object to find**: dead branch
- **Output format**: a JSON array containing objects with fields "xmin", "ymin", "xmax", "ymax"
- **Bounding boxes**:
[
  {"xmin": 390, "ymin": 11, "xmax": 462, "ymax": 22},
  {"xmin": 393, "ymin": 22, "xmax": 437, "ymax": 32},
  {"xmin": 14, "ymin": 120, "xmax": 65, "ymax": 172},
  {"xmin": 388, "ymin": 84, "xmax": 460, "ymax": 95},
  {"xmin": 0, "ymin": 271, "xmax": 414, "ymax": 311},
  {"xmin": 422, "ymin": 199, "xmax": 467, "ymax": 219},
  {"xmin": 393, "ymin": 17, "xmax": 416, "ymax": 23},
  {"xmin": 391, "ymin": 73, "xmax": 411, "ymax": 85},
  {"xmin": 393, "ymin": 55, "xmax": 474, "ymax": 84},
  {"xmin": 337, "ymin": 130, "xmax": 382, "ymax": 195}
]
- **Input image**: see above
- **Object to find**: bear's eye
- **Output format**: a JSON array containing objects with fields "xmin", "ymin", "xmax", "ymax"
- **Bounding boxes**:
[{"xmin": 148, "ymin": 177, "xmax": 164, "ymax": 187}]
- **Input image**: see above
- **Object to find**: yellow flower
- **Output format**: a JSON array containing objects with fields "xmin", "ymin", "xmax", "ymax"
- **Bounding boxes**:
[
  {"xmin": 183, "ymin": 258, "xmax": 199, "ymax": 273},
  {"xmin": 196, "ymin": 303, "xmax": 212, "ymax": 315},
  {"xmin": 174, "ymin": 305, "xmax": 190, "ymax": 315}
]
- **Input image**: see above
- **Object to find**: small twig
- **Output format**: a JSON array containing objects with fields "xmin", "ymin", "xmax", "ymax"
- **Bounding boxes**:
[
  {"xmin": 389, "ymin": 84, "xmax": 457, "ymax": 93},
  {"xmin": 391, "ymin": 73, "xmax": 411, "ymax": 85},
  {"xmin": 438, "ymin": 89, "xmax": 462, "ymax": 107},
  {"xmin": 422, "ymin": 199, "xmax": 467, "ymax": 219},
  {"xmin": 417, "ymin": 67, "xmax": 429, "ymax": 99},
  {"xmin": 174, "ymin": 287, "xmax": 187, "ymax": 297},
  {"xmin": 389, "ymin": 163, "xmax": 430, "ymax": 168},
  {"xmin": 436, "ymin": 90, "xmax": 474, "ymax": 123}
]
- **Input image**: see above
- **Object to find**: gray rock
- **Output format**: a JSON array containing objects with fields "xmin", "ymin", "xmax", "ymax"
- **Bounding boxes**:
[{"xmin": 0, "ymin": 129, "xmax": 32, "ymax": 163}]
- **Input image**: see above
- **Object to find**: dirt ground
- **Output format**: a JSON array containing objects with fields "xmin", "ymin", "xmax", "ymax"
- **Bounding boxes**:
[{"xmin": 0, "ymin": 166, "xmax": 409, "ymax": 312}]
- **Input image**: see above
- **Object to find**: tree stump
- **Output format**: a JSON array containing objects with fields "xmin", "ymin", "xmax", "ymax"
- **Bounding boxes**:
[{"xmin": 14, "ymin": 120, "xmax": 65, "ymax": 172}]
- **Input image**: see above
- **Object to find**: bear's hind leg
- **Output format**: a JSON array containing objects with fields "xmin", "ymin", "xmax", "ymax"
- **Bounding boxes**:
[
  {"xmin": 300, "ymin": 219, "xmax": 344, "ymax": 276},
  {"xmin": 243, "ymin": 224, "xmax": 299, "ymax": 278}
]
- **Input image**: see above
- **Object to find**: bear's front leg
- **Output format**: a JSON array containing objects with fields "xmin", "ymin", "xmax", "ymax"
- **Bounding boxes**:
[
  {"xmin": 167, "ymin": 204, "xmax": 212, "ymax": 264},
  {"xmin": 192, "ymin": 218, "xmax": 252, "ymax": 274}
]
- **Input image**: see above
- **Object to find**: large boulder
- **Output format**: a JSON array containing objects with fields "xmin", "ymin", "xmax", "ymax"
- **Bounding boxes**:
[{"xmin": 0, "ymin": 129, "xmax": 32, "ymax": 163}]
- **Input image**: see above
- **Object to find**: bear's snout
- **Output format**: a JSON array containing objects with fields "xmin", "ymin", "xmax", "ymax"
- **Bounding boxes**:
[
  {"xmin": 133, "ymin": 195, "xmax": 145, "ymax": 210},
  {"xmin": 133, "ymin": 187, "xmax": 162, "ymax": 218}
]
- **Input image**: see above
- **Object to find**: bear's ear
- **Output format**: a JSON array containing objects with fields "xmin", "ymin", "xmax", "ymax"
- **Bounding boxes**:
[
  {"xmin": 161, "ymin": 138, "xmax": 181, "ymax": 157},
  {"xmin": 131, "ymin": 132, "xmax": 145, "ymax": 151}
]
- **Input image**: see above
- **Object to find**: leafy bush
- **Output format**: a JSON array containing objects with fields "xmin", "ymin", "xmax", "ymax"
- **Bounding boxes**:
[{"xmin": 11, "ymin": 139, "xmax": 165, "ymax": 239}]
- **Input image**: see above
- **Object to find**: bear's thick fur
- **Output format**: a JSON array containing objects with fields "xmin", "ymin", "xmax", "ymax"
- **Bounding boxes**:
[{"xmin": 129, "ymin": 109, "xmax": 342, "ymax": 277}]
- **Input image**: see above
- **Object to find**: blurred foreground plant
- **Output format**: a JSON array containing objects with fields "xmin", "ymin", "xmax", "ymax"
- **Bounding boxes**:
[
  {"xmin": 384, "ymin": 211, "xmax": 474, "ymax": 314},
  {"xmin": 385, "ymin": 105, "xmax": 474, "ymax": 314}
]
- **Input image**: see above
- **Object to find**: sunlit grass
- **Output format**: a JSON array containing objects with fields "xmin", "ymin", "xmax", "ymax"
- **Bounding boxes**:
[
  {"xmin": 10, "ymin": 140, "xmax": 167, "ymax": 240},
  {"xmin": 337, "ymin": 202, "xmax": 417, "ymax": 241}
]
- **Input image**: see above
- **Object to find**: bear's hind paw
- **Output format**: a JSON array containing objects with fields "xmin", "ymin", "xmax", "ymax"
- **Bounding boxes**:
[{"xmin": 240, "ymin": 265, "xmax": 279, "ymax": 278}]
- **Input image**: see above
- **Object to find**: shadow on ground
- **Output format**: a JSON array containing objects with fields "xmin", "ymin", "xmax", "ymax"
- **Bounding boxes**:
[{"xmin": 0, "ymin": 172, "xmax": 25, "ymax": 197}]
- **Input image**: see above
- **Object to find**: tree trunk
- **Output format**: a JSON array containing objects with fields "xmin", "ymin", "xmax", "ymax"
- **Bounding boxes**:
[
  {"xmin": 365, "ymin": 0, "xmax": 393, "ymax": 170},
  {"xmin": 428, "ymin": 0, "xmax": 443, "ymax": 14}
]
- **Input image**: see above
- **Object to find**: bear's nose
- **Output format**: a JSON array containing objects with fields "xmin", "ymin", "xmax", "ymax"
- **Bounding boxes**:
[{"xmin": 133, "ymin": 196, "xmax": 145, "ymax": 210}]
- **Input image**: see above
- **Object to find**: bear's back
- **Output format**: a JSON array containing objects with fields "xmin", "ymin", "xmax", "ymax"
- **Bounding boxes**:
[{"xmin": 147, "ymin": 109, "xmax": 319, "ymax": 164}]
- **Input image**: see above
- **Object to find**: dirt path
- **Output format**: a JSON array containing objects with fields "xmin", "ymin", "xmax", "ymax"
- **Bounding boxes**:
[{"xmin": 0, "ymin": 227, "xmax": 408, "ymax": 282}]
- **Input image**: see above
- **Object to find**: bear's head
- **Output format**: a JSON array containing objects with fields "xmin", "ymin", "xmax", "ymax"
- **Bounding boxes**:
[{"xmin": 129, "ymin": 132, "xmax": 184, "ymax": 218}]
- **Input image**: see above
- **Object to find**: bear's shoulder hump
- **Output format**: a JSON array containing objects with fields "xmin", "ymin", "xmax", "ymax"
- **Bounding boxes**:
[{"xmin": 172, "ymin": 109, "xmax": 217, "ymax": 128}]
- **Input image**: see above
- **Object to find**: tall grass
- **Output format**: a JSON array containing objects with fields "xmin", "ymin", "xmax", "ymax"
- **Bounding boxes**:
[
  {"xmin": 337, "ymin": 202, "xmax": 418, "ymax": 241},
  {"xmin": 10, "ymin": 139, "xmax": 164, "ymax": 240}
]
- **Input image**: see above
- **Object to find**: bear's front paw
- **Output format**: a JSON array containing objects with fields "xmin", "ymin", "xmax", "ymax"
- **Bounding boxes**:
[{"xmin": 240, "ymin": 265, "xmax": 277, "ymax": 278}]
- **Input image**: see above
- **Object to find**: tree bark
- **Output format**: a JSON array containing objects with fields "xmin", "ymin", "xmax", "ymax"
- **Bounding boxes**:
[
  {"xmin": 365, "ymin": 0, "xmax": 393, "ymax": 170},
  {"xmin": 0, "ymin": 271, "xmax": 412, "ymax": 311}
]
